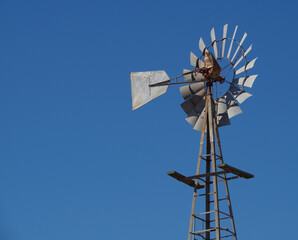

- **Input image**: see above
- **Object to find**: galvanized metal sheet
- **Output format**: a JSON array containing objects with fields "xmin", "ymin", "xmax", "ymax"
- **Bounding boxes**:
[
  {"xmin": 236, "ymin": 91, "xmax": 252, "ymax": 104},
  {"xmin": 190, "ymin": 52, "xmax": 198, "ymax": 67},
  {"xmin": 199, "ymin": 38, "xmax": 208, "ymax": 54},
  {"xmin": 225, "ymin": 92, "xmax": 243, "ymax": 118},
  {"xmin": 130, "ymin": 71, "xmax": 169, "ymax": 110},
  {"xmin": 185, "ymin": 98, "xmax": 205, "ymax": 127},
  {"xmin": 217, "ymin": 97, "xmax": 227, "ymax": 114},
  {"xmin": 192, "ymin": 88, "xmax": 206, "ymax": 102},
  {"xmin": 232, "ymin": 77, "xmax": 245, "ymax": 86},
  {"xmin": 210, "ymin": 28, "xmax": 218, "ymax": 59},
  {"xmin": 214, "ymin": 99, "xmax": 218, "ymax": 113},
  {"xmin": 180, "ymin": 82, "xmax": 205, "ymax": 100},
  {"xmin": 222, "ymin": 24, "xmax": 228, "ymax": 58},
  {"xmin": 186, "ymin": 114, "xmax": 199, "ymax": 127},
  {"xmin": 193, "ymin": 96, "xmax": 206, "ymax": 114},
  {"xmin": 193, "ymin": 72, "xmax": 205, "ymax": 81},
  {"xmin": 193, "ymin": 109, "xmax": 205, "ymax": 131},
  {"xmin": 216, "ymin": 97, "xmax": 230, "ymax": 127},
  {"xmin": 235, "ymin": 65, "xmax": 245, "ymax": 75},
  {"xmin": 229, "ymin": 86, "xmax": 252, "ymax": 104},
  {"xmin": 183, "ymin": 69, "xmax": 205, "ymax": 82},
  {"xmin": 181, "ymin": 99, "xmax": 195, "ymax": 115},
  {"xmin": 227, "ymin": 25, "xmax": 238, "ymax": 60},
  {"xmin": 234, "ymin": 44, "xmax": 252, "ymax": 68},
  {"xmin": 235, "ymin": 57, "xmax": 257, "ymax": 75},
  {"xmin": 183, "ymin": 69, "xmax": 193, "ymax": 82},
  {"xmin": 232, "ymin": 74, "xmax": 258, "ymax": 88},
  {"xmin": 243, "ymin": 74, "xmax": 258, "ymax": 88},
  {"xmin": 227, "ymin": 104, "xmax": 243, "ymax": 119},
  {"xmin": 246, "ymin": 57, "xmax": 258, "ymax": 70},
  {"xmin": 180, "ymin": 89, "xmax": 206, "ymax": 115},
  {"xmin": 218, "ymin": 113, "xmax": 231, "ymax": 127},
  {"xmin": 231, "ymin": 32, "xmax": 247, "ymax": 62},
  {"xmin": 198, "ymin": 58, "xmax": 204, "ymax": 68}
]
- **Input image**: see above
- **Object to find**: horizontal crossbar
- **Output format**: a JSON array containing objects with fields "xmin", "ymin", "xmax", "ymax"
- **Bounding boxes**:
[
  {"xmin": 217, "ymin": 163, "xmax": 254, "ymax": 179},
  {"xmin": 211, "ymin": 234, "xmax": 234, "ymax": 240},
  {"xmin": 185, "ymin": 171, "xmax": 226, "ymax": 180},
  {"xmin": 191, "ymin": 228, "xmax": 216, "ymax": 235},
  {"xmin": 167, "ymin": 171, "xmax": 204, "ymax": 188}
]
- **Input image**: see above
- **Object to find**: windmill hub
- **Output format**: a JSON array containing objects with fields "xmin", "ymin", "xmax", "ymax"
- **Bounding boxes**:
[{"xmin": 195, "ymin": 51, "xmax": 224, "ymax": 86}]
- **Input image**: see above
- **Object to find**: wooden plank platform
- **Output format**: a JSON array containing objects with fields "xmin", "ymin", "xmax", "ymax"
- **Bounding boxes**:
[{"xmin": 217, "ymin": 163, "xmax": 254, "ymax": 179}]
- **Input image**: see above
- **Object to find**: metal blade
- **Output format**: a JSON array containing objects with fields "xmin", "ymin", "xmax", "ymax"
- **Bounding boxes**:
[
  {"xmin": 130, "ymin": 71, "xmax": 169, "ymax": 110},
  {"xmin": 229, "ymin": 86, "xmax": 252, "ymax": 104},
  {"xmin": 183, "ymin": 69, "xmax": 205, "ymax": 82},
  {"xmin": 186, "ymin": 114, "xmax": 198, "ymax": 127},
  {"xmin": 193, "ymin": 72, "xmax": 205, "ymax": 81},
  {"xmin": 232, "ymin": 75, "xmax": 258, "ymax": 88},
  {"xmin": 185, "ymin": 98, "xmax": 206, "ymax": 126},
  {"xmin": 217, "ymin": 97, "xmax": 227, "ymax": 114},
  {"xmin": 198, "ymin": 58, "xmax": 204, "ymax": 68},
  {"xmin": 246, "ymin": 57, "xmax": 258, "ymax": 70},
  {"xmin": 211, "ymin": 28, "xmax": 218, "ymax": 59},
  {"xmin": 231, "ymin": 32, "xmax": 247, "ymax": 62},
  {"xmin": 218, "ymin": 113, "xmax": 231, "ymax": 127},
  {"xmin": 233, "ymin": 44, "xmax": 252, "ymax": 68},
  {"xmin": 225, "ymin": 92, "xmax": 243, "ymax": 118},
  {"xmin": 181, "ymin": 100, "xmax": 194, "ymax": 115},
  {"xmin": 227, "ymin": 25, "xmax": 238, "ymax": 60},
  {"xmin": 180, "ymin": 82, "xmax": 205, "ymax": 100},
  {"xmin": 222, "ymin": 24, "xmax": 228, "ymax": 58},
  {"xmin": 235, "ymin": 65, "xmax": 245, "ymax": 75},
  {"xmin": 199, "ymin": 38, "xmax": 208, "ymax": 54},
  {"xmin": 193, "ymin": 108, "xmax": 206, "ymax": 131},
  {"xmin": 235, "ymin": 57, "xmax": 258, "ymax": 75},
  {"xmin": 181, "ymin": 89, "xmax": 206, "ymax": 115},
  {"xmin": 216, "ymin": 97, "xmax": 230, "ymax": 127},
  {"xmin": 190, "ymin": 52, "xmax": 198, "ymax": 67},
  {"xmin": 227, "ymin": 104, "xmax": 242, "ymax": 119},
  {"xmin": 243, "ymin": 74, "xmax": 258, "ymax": 88},
  {"xmin": 193, "ymin": 97, "xmax": 206, "ymax": 114},
  {"xmin": 183, "ymin": 69, "xmax": 193, "ymax": 82},
  {"xmin": 226, "ymin": 92, "xmax": 243, "ymax": 118}
]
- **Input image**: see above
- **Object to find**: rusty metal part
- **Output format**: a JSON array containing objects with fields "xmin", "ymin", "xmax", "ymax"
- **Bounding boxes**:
[{"xmin": 204, "ymin": 52, "xmax": 222, "ymax": 79}]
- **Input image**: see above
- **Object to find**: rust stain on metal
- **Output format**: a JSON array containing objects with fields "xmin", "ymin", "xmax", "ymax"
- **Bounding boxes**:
[{"xmin": 203, "ymin": 52, "xmax": 221, "ymax": 79}]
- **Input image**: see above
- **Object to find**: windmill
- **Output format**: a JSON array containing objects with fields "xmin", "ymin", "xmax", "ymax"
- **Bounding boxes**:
[{"xmin": 130, "ymin": 24, "xmax": 257, "ymax": 240}]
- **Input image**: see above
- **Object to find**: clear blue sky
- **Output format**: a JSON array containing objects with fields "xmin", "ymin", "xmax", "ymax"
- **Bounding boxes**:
[{"xmin": 0, "ymin": 0, "xmax": 297, "ymax": 239}]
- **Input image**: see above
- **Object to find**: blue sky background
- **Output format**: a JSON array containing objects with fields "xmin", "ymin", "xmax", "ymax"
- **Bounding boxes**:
[{"xmin": 0, "ymin": 0, "xmax": 297, "ymax": 239}]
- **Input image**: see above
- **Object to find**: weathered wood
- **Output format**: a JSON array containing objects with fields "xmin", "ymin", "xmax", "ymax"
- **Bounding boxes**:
[
  {"xmin": 188, "ymin": 95, "xmax": 209, "ymax": 240},
  {"xmin": 207, "ymin": 93, "xmax": 221, "ymax": 240},
  {"xmin": 217, "ymin": 163, "xmax": 254, "ymax": 179},
  {"xmin": 185, "ymin": 171, "xmax": 226, "ymax": 180},
  {"xmin": 167, "ymin": 171, "xmax": 204, "ymax": 189}
]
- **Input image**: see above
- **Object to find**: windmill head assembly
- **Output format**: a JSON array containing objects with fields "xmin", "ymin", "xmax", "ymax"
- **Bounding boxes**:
[{"xmin": 130, "ymin": 24, "xmax": 257, "ymax": 240}]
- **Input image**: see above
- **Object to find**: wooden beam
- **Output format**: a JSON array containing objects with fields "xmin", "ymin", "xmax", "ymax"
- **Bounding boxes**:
[
  {"xmin": 185, "ymin": 171, "xmax": 226, "ymax": 180},
  {"xmin": 217, "ymin": 163, "xmax": 254, "ymax": 179},
  {"xmin": 167, "ymin": 171, "xmax": 204, "ymax": 188}
]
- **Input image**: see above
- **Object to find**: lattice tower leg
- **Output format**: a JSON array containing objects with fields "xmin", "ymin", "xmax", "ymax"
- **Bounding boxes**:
[
  {"xmin": 213, "ymin": 116, "xmax": 237, "ymax": 239},
  {"xmin": 187, "ymin": 90, "xmax": 237, "ymax": 240}
]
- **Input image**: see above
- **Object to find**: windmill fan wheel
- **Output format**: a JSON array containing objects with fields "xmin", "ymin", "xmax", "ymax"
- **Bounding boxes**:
[{"xmin": 180, "ymin": 24, "xmax": 258, "ymax": 131}]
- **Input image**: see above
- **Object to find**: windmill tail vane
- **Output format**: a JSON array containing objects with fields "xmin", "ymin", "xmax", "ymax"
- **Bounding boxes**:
[{"xmin": 130, "ymin": 24, "xmax": 257, "ymax": 240}]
